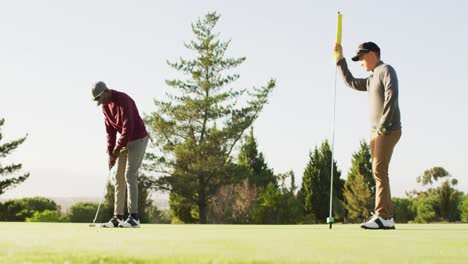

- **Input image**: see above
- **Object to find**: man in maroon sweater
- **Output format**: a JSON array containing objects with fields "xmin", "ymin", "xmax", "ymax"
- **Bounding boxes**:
[{"xmin": 92, "ymin": 81, "xmax": 149, "ymax": 228}]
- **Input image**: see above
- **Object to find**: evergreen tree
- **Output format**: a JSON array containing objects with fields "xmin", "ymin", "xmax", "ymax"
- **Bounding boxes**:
[
  {"xmin": 207, "ymin": 127, "xmax": 275, "ymax": 224},
  {"xmin": 299, "ymin": 140, "xmax": 344, "ymax": 222},
  {"xmin": 169, "ymin": 192, "xmax": 198, "ymax": 223},
  {"xmin": 343, "ymin": 141, "xmax": 373, "ymax": 222},
  {"xmin": 252, "ymin": 172, "xmax": 303, "ymax": 224},
  {"xmin": 145, "ymin": 12, "xmax": 275, "ymax": 224},
  {"xmin": 343, "ymin": 173, "xmax": 372, "ymax": 222},
  {"xmin": 347, "ymin": 141, "xmax": 373, "ymax": 194},
  {"xmin": 238, "ymin": 127, "xmax": 276, "ymax": 190},
  {"xmin": 0, "ymin": 118, "xmax": 29, "ymax": 195}
]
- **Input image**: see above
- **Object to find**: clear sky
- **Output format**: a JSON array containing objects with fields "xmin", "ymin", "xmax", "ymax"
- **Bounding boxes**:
[{"xmin": 1, "ymin": 0, "xmax": 467, "ymax": 199}]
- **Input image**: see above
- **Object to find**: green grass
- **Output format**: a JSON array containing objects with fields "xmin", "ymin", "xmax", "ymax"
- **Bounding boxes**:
[{"xmin": 0, "ymin": 223, "xmax": 467, "ymax": 263}]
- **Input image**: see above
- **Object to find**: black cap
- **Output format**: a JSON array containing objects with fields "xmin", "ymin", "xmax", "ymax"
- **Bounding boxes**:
[
  {"xmin": 92, "ymin": 81, "xmax": 108, "ymax": 106},
  {"xmin": 351, "ymin": 42, "xmax": 380, "ymax": 61}
]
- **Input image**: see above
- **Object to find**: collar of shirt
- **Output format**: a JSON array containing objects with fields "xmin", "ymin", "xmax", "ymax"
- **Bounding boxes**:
[{"xmin": 372, "ymin": 61, "xmax": 384, "ymax": 72}]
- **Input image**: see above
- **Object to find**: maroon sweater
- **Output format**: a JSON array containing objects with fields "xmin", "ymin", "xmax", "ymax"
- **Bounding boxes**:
[{"xmin": 102, "ymin": 90, "xmax": 148, "ymax": 155}]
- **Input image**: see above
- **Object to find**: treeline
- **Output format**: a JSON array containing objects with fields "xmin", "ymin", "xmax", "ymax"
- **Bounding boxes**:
[
  {"xmin": 145, "ymin": 130, "xmax": 468, "ymax": 224},
  {"xmin": 0, "ymin": 197, "xmax": 172, "ymax": 223},
  {"xmin": 2, "ymin": 106, "xmax": 468, "ymax": 224},
  {"xmin": 2, "ymin": 134, "xmax": 467, "ymax": 225},
  {"xmin": 0, "ymin": 136, "xmax": 468, "ymax": 224}
]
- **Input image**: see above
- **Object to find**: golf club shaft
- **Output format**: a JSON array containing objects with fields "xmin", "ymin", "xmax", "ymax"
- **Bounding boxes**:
[{"xmin": 92, "ymin": 168, "xmax": 113, "ymax": 224}]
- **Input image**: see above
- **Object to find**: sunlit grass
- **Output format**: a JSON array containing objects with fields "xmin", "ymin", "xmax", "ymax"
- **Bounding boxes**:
[{"xmin": 0, "ymin": 223, "xmax": 467, "ymax": 263}]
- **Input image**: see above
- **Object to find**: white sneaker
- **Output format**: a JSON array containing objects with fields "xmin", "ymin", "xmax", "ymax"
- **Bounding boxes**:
[
  {"xmin": 360, "ymin": 213, "xmax": 395, "ymax": 230},
  {"xmin": 118, "ymin": 217, "xmax": 140, "ymax": 228},
  {"xmin": 100, "ymin": 217, "xmax": 123, "ymax": 228}
]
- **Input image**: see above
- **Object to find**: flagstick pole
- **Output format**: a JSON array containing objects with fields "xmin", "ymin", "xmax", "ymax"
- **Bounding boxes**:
[{"xmin": 328, "ymin": 11, "xmax": 342, "ymax": 230}]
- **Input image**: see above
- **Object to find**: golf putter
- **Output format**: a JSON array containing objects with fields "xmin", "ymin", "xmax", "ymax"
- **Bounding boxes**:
[{"xmin": 89, "ymin": 167, "xmax": 114, "ymax": 227}]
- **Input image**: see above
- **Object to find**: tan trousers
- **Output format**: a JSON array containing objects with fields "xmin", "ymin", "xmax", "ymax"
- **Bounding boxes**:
[
  {"xmin": 114, "ymin": 136, "xmax": 149, "ymax": 215},
  {"xmin": 370, "ymin": 129, "xmax": 401, "ymax": 219}
]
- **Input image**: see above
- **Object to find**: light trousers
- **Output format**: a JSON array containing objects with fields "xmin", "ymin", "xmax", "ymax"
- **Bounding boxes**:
[{"xmin": 114, "ymin": 136, "xmax": 149, "ymax": 215}]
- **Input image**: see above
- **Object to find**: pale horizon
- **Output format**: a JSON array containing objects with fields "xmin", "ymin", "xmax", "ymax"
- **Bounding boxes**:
[{"xmin": 1, "ymin": 0, "xmax": 467, "ymax": 200}]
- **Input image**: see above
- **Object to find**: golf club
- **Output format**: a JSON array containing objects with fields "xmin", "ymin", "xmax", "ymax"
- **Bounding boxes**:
[{"xmin": 89, "ymin": 167, "xmax": 113, "ymax": 227}]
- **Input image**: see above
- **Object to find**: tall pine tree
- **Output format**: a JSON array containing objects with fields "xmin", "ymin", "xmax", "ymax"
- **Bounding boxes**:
[
  {"xmin": 145, "ymin": 12, "xmax": 275, "ymax": 224},
  {"xmin": 0, "ymin": 118, "xmax": 29, "ymax": 195},
  {"xmin": 299, "ymin": 140, "xmax": 344, "ymax": 223}
]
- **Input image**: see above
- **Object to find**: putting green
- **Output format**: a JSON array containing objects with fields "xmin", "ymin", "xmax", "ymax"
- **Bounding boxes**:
[{"xmin": 0, "ymin": 223, "xmax": 467, "ymax": 263}]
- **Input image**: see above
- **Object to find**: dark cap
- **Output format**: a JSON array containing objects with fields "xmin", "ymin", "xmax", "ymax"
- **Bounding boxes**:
[
  {"xmin": 351, "ymin": 42, "xmax": 380, "ymax": 61},
  {"xmin": 92, "ymin": 81, "xmax": 108, "ymax": 106}
]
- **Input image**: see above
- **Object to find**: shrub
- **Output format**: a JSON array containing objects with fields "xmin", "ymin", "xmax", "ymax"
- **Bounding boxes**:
[
  {"xmin": 0, "ymin": 197, "xmax": 59, "ymax": 221},
  {"xmin": 392, "ymin": 198, "xmax": 415, "ymax": 223},
  {"xmin": 65, "ymin": 202, "xmax": 110, "ymax": 223},
  {"xmin": 460, "ymin": 194, "xmax": 468, "ymax": 222},
  {"xmin": 26, "ymin": 210, "xmax": 61, "ymax": 222},
  {"xmin": 413, "ymin": 196, "xmax": 439, "ymax": 223}
]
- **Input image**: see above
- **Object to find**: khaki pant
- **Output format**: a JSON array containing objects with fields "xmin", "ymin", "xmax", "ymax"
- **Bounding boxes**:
[
  {"xmin": 114, "ymin": 136, "xmax": 149, "ymax": 215},
  {"xmin": 370, "ymin": 129, "xmax": 401, "ymax": 219}
]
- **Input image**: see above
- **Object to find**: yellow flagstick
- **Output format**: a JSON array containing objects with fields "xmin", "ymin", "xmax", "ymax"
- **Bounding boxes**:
[
  {"xmin": 336, "ymin": 12, "xmax": 342, "ymax": 44},
  {"xmin": 328, "ymin": 11, "xmax": 342, "ymax": 230},
  {"xmin": 334, "ymin": 12, "xmax": 343, "ymax": 62}
]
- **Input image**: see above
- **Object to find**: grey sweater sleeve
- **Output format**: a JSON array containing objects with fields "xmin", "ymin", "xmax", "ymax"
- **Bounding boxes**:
[
  {"xmin": 336, "ymin": 58, "xmax": 367, "ymax": 91},
  {"xmin": 378, "ymin": 65, "xmax": 399, "ymax": 129}
]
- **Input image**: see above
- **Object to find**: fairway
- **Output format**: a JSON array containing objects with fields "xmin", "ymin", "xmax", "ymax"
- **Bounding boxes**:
[{"xmin": 0, "ymin": 223, "xmax": 467, "ymax": 263}]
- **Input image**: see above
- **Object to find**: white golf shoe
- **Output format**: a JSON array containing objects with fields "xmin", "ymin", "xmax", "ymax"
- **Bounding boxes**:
[
  {"xmin": 119, "ymin": 217, "xmax": 140, "ymax": 228},
  {"xmin": 360, "ymin": 213, "xmax": 395, "ymax": 230},
  {"xmin": 100, "ymin": 217, "xmax": 123, "ymax": 228}
]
